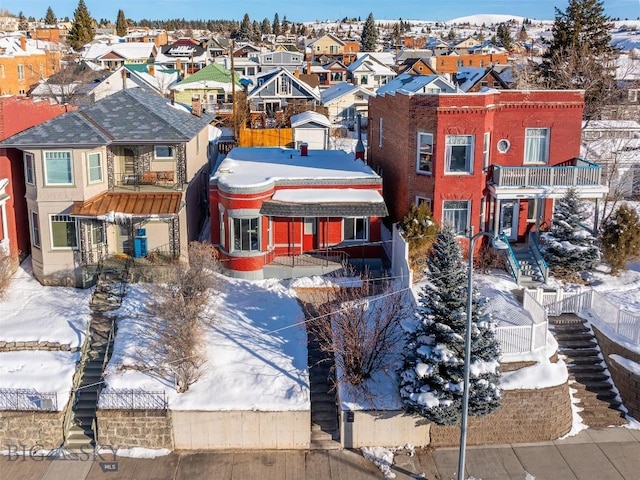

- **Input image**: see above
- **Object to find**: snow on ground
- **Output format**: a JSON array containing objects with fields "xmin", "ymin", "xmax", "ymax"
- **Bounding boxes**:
[
  {"xmin": 0, "ymin": 258, "xmax": 90, "ymax": 347},
  {"xmin": 0, "ymin": 350, "xmax": 79, "ymax": 410},
  {"xmin": 102, "ymin": 276, "xmax": 309, "ymax": 411},
  {"xmin": 361, "ymin": 446, "xmax": 397, "ymax": 479}
]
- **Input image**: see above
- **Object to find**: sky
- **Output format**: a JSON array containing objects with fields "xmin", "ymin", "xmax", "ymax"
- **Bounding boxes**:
[{"xmin": 1, "ymin": 0, "xmax": 639, "ymax": 23}]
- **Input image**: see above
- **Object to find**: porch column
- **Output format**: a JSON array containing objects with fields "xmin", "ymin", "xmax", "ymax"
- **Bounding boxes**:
[
  {"xmin": 493, "ymin": 198, "xmax": 501, "ymax": 235},
  {"xmin": 593, "ymin": 198, "xmax": 600, "ymax": 234},
  {"xmin": 169, "ymin": 216, "xmax": 180, "ymax": 258}
]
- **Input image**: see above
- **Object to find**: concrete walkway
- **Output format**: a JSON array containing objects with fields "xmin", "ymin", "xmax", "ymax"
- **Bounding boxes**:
[{"xmin": 2, "ymin": 427, "xmax": 639, "ymax": 479}]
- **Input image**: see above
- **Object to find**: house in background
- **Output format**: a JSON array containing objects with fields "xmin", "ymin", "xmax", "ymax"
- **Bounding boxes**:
[
  {"xmin": 0, "ymin": 37, "xmax": 61, "ymax": 95},
  {"xmin": 257, "ymin": 50, "xmax": 304, "ymax": 74},
  {"xmin": 210, "ymin": 146, "xmax": 387, "ymax": 279},
  {"xmin": 306, "ymin": 34, "xmax": 345, "ymax": 61},
  {"xmin": 347, "ymin": 54, "xmax": 397, "ymax": 90},
  {"xmin": 369, "ymin": 88, "xmax": 608, "ymax": 250},
  {"xmin": 453, "ymin": 67, "xmax": 510, "ymax": 92},
  {"xmin": 320, "ymin": 81, "xmax": 375, "ymax": 129},
  {"xmin": 155, "ymin": 40, "xmax": 208, "ymax": 76},
  {"xmin": 90, "ymin": 64, "xmax": 181, "ymax": 102},
  {"xmin": 291, "ymin": 111, "xmax": 331, "ymax": 149},
  {"xmin": 0, "ymin": 88, "xmax": 213, "ymax": 287},
  {"xmin": 81, "ymin": 42, "xmax": 157, "ymax": 71},
  {"xmin": 0, "ymin": 96, "xmax": 70, "ymax": 271}
]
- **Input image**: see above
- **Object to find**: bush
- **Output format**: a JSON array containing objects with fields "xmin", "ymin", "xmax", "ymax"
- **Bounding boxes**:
[{"xmin": 601, "ymin": 204, "xmax": 640, "ymax": 275}]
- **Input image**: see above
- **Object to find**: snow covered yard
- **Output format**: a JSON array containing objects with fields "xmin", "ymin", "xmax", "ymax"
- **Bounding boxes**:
[
  {"xmin": 102, "ymin": 276, "xmax": 310, "ymax": 411},
  {"xmin": 0, "ymin": 258, "xmax": 90, "ymax": 410}
]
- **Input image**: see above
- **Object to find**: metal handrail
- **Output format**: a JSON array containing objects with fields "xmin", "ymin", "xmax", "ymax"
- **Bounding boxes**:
[
  {"xmin": 527, "ymin": 231, "xmax": 549, "ymax": 283},
  {"xmin": 498, "ymin": 232, "xmax": 521, "ymax": 283}
]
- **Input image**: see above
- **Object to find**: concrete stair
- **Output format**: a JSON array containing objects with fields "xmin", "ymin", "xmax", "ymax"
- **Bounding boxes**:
[
  {"xmin": 549, "ymin": 314, "xmax": 627, "ymax": 428},
  {"xmin": 512, "ymin": 247, "xmax": 545, "ymax": 287},
  {"xmin": 63, "ymin": 261, "xmax": 129, "ymax": 449}
]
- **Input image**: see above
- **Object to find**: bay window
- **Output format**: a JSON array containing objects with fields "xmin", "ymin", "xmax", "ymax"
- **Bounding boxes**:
[
  {"xmin": 445, "ymin": 135, "xmax": 473, "ymax": 173},
  {"xmin": 232, "ymin": 217, "xmax": 260, "ymax": 252}
]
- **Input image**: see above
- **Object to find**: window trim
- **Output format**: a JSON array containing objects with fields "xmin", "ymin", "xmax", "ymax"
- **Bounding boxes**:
[
  {"xmin": 49, "ymin": 214, "xmax": 78, "ymax": 250},
  {"xmin": 31, "ymin": 211, "xmax": 40, "ymax": 248},
  {"xmin": 483, "ymin": 132, "xmax": 491, "ymax": 169},
  {"xmin": 444, "ymin": 134, "xmax": 474, "ymax": 174},
  {"xmin": 24, "ymin": 152, "xmax": 35, "ymax": 185},
  {"xmin": 416, "ymin": 132, "xmax": 434, "ymax": 175},
  {"xmin": 442, "ymin": 199, "xmax": 471, "ymax": 236},
  {"xmin": 17, "ymin": 64, "xmax": 24, "ymax": 81},
  {"xmin": 523, "ymin": 127, "xmax": 550, "ymax": 165},
  {"xmin": 154, "ymin": 145, "xmax": 175, "ymax": 161},
  {"xmin": 86, "ymin": 152, "xmax": 103, "ymax": 184},
  {"xmin": 43, "ymin": 151, "xmax": 74, "ymax": 186},
  {"xmin": 342, "ymin": 217, "xmax": 369, "ymax": 243}
]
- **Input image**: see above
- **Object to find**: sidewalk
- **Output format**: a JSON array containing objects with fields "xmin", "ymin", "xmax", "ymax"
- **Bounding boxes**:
[{"xmin": 2, "ymin": 427, "xmax": 639, "ymax": 480}]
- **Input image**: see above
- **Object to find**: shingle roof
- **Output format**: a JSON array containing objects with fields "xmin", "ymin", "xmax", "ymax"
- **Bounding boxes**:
[
  {"xmin": 0, "ymin": 88, "xmax": 214, "ymax": 148},
  {"xmin": 260, "ymin": 201, "xmax": 387, "ymax": 218}
]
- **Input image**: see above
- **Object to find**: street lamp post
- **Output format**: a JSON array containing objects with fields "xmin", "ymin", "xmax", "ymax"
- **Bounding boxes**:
[{"xmin": 457, "ymin": 227, "xmax": 507, "ymax": 480}]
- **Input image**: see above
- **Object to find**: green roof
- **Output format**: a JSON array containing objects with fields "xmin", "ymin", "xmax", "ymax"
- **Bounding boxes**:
[
  {"xmin": 179, "ymin": 63, "xmax": 241, "ymax": 86},
  {"xmin": 124, "ymin": 63, "xmax": 181, "ymax": 76}
]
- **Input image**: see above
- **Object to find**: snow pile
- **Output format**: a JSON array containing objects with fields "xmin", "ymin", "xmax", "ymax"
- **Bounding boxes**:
[
  {"xmin": 102, "ymin": 277, "xmax": 310, "ymax": 411},
  {"xmin": 610, "ymin": 355, "xmax": 640, "ymax": 376},
  {"xmin": 0, "ymin": 258, "xmax": 90, "ymax": 347},
  {"xmin": 290, "ymin": 275, "xmax": 362, "ymax": 289},
  {"xmin": 501, "ymin": 343, "xmax": 569, "ymax": 390},
  {"xmin": 361, "ymin": 446, "xmax": 396, "ymax": 478},
  {"xmin": 110, "ymin": 447, "xmax": 171, "ymax": 459}
]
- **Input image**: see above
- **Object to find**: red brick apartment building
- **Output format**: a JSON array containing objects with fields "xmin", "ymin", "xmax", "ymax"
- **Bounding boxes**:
[{"xmin": 368, "ymin": 89, "xmax": 608, "ymax": 245}]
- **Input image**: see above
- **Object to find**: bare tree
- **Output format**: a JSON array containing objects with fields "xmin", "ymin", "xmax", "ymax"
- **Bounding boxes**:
[
  {"xmin": 303, "ymin": 267, "xmax": 409, "ymax": 402},
  {"xmin": 147, "ymin": 242, "xmax": 220, "ymax": 393},
  {"xmin": 0, "ymin": 251, "xmax": 12, "ymax": 301}
]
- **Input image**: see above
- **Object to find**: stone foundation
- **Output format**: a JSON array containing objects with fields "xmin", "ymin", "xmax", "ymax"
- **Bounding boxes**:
[
  {"xmin": 430, "ymin": 382, "xmax": 573, "ymax": 447},
  {"xmin": 593, "ymin": 326, "xmax": 640, "ymax": 422},
  {"xmin": 0, "ymin": 410, "xmax": 65, "ymax": 449},
  {"xmin": 0, "ymin": 341, "xmax": 79, "ymax": 353},
  {"xmin": 96, "ymin": 409, "xmax": 172, "ymax": 449}
]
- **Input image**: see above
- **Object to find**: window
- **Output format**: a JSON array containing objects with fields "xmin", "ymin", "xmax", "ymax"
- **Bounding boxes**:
[
  {"xmin": 378, "ymin": 118, "xmax": 383, "ymax": 147},
  {"xmin": 442, "ymin": 200, "xmax": 470, "ymax": 235},
  {"xmin": 31, "ymin": 211, "xmax": 40, "ymax": 248},
  {"xmin": 0, "ymin": 65, "xmax": 4, "ymax": 78},
  {"xmin": 415, "ymin": 196, "xmax": 432, "ymax": 209},
  {"xmin": 527, "ymin": 199, "xmax": 539, "ymax": 222},
  {"xmin": 343, "ymin": 217, "xmax": 369, "ymax": 242},
  {"xmin": 219, "ymin": 206, "xmax": 225, "ymax": 249},
  {"xmin": 50, "ymin": 214, "xmax": 77, "ymax": 249},
  {"xmin": 43, "ymin": 151, "xmax": 73, "ymax": 185},
  {"xmin": 445, "ymin": 135, "xmax": 474, "ymax": 173},
  {"xmin": 87, "ymin": 152, "xmax": 102, "ymax": 183},
  {"xmin": 277, "ymin": 76, "xmax": 292, "ymax": 95},
  {"xmin": 232, "ymin": 217, "xmax": 260, "ymax": 252},
  {"xmin": 483, "ymin": 132, "xmax": 491, "ymax": 169},
  {"xmin": 24, "ymin": 153, "xmax": 35, "ymax": 185},
  {"xmin": 304, "ymin": 217, "xmax": 315, "ymax": 234},
  {"xmin": 91, "ymin": 223, "xmax": 104, "ymax": 245},
  {"xmin": 361, "ymin": 75, "xmax": 368, "ymax": 85},
  {"xmin": 17, "ymin": 64, "xmax": 24, "ymax": 81},
  {"xmin": 629, "ymin": 89, "xmax": 638, "ymax": 103},
  {"xmin": 524, "ymin": 128, "xmax": 549, "ymax": 164},
  {"xmin": 417, "ymin": 132, "xmax": 433, "ymax": 174},
  {"xmin": 154, "ymin": 146, "xmax": 174, "ymax": 159}
]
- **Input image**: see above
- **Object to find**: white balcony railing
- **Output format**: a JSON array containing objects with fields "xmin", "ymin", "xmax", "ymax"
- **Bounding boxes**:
[{"xmin": 491, "ymin": 158, "xmax": 602, "ymax": 188}]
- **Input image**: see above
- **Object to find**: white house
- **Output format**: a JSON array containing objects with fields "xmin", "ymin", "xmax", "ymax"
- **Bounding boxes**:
[
  {"xmin": 320, "ymin": 81, "xmax": 375, "ymax": 129},
  {"xmin": 291, "ymin": 111, "xmax": 332, "ymax": 149}
]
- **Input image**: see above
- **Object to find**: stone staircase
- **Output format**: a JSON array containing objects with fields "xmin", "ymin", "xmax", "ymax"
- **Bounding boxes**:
[
  {"xmin": 512, "ymin": 246, "xmax": 545, "ymax": 287},
  {"xmin": 549, "ymin": 314, "xmax": 627, "ymax": 428},
  {"xmin": 64, "ymin": 261, "xmax": 129, "ymax": 449}
]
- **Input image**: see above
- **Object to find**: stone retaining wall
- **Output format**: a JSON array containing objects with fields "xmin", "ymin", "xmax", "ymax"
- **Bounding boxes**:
[
  {"xmin": 0, "ymin": 341, "xmax": 79, "ymax": 353},
  {"xmin": 593, "ymin": 326, "xmax": 640, "ymax": 422},
  {"xmin": 0, "ymin": 410, "xmax": 65, "ymax": 449},
  {"xmin": 96, "ymin": 409, "xmax": 173, "ymax": 449},
  {"xmin": 430, "ymin": 382, "xmax": 572, "ymax": 447}
]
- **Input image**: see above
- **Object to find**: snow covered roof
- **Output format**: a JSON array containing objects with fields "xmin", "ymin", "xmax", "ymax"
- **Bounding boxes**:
[
  {"xmin": 582, "ymin": 120, "xmax": 640, "ymax": 131},
  {"xmin": 348, "ymin": 54, "xmax": 396, "ymax": 75},
  {"xmin": 454, "ymin": 67, "xmax": 487, "ymax": 92},
  {"xmin": 376, "ymin": 73, "xmax": 459, "ymax": 96},
  {"xmin": 212, "ymin": 147, "xmax": 381, "ymax": 192},
  {"xmin": 0, "ymin": 37, "xmax": 45, "ymax": 56},
  {"xmin": 321, "ymin": 81, "xmax": 375, "ymax": 104},
  {"xmin": 82, "ymin": 42, "xmax": 156, "ymax": 61},
  {"xmin": 290, "ymin": 111, "xmax": 331, "ymax": 128}
]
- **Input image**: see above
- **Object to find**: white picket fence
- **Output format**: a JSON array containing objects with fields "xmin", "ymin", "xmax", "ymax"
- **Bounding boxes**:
[
  {"xmin": 496, "ymin": 289, "xmax": 549, "ymax": 355},
  {"xmin": 528, "ymin": 287, "xmax": 640, "ymax": 344}
]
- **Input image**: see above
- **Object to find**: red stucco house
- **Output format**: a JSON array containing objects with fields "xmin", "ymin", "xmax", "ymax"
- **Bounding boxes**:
[
  {"xmin": 0, "ymin": 97, "xmax": 70, "ymax": 269},
  {"xmin": 209, "ymin": 146, "xmax": 387, "ymax": 279},
  {"xmin": 368, "ymin": 88, "xmax": 608, "ymax": 248}
]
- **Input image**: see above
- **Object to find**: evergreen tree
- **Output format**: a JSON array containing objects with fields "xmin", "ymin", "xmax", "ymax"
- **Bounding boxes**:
[
  {"xmin": 541, "ymin": 188, "xmax": 601, "ymax": 274},
  {"xmin": 496, "ymin": 23, "xmax": 514, "ymax": 50},
  {"xmin": 282, "ymin": 15, "xmax": 290, "ymax": 34},
  {"xmin": 67, "ymin": 0, "xmax": 95, "ymax": 50},
  {"xmin": 399, "ymin": 228, "xmax": 502, "ymax": 425},
  {"xmin": 518, "ymin": 24, "xmax": 528, "ymax": 42},
  {"xmin": 115, "ymin": 9, "xmax": 127, "ymax": 37},
  {"xmin": 538, "ymin": 0, "xmax": 617, "ymax": 118},
  {"xmin": 447, "ymin": 28, "xmax": 456, "ymax": 40},
  {"xmin": 17, "ymin": 11, "xmax": 27, "ymax": 30},
  {"xmin": 238, "ymin": 13, "xmax": 252, "ymax": 40},
  {"xmin": 360, "ymin": 12, "xmax": 378, "ymax": 52},
  {"xmin": 601, "ymin": 204, "xmax": 640, "ymax": 275},
  {"xmin": 44, "ymin": 6, "xmax": 56, "ymax": 25},
  {"xmin": 261, "ymin": 18, "xmax": 271, "ymax": 35},
  {"xmin": 272, "ymin": 13, "xmax": 281, "ymax": 36}
]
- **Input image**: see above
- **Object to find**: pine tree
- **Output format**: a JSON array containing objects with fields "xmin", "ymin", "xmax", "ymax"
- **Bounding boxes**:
[
  {"xmin": 538, "ymin": 0, "xmax": 617, "ymax": 118},
  {"xmin": 496, "ymin": 24, "xmax": 514, "ymax": 50},
  {"xmin": 44, "ymin": 6, "xmax": 56, "ymax": 25},
  {"xmin": 261, "ymin": 18, "xmax": 271, "ymax": 35},
  {"xmin": 238, "ymin": 13, "xmax": 251, "ymax": 40},
  {"xmin": 541, "ymin": 188, "xmax": 601, "ymax": 274},
  {"xmin": 17, "ymin": 11, "xmax": 27, "ymax": 30},
  {"xmin": 272, "ymin": 13, "xmax": 281, "ymax": 36},
  {"xmin": 399, "ymin": 228, "xmax": 502, "ymax": 425},
  {"xmin": 115, "ymin": 9, "xmax": 127, "ymax": 37},
  {"xmin": 67, "ymin": 0, "xmax": 95, "ymax": 50},
  {"xmin": 360, "ymin": 12, "xmax": 378, "ymax": 52},
  {"xmin": 601, "ymin": 204, "xmax": 640, "ymax": 275},
  {"xmin": 518, "ymin": 24, "xmax": 528, "ymax": 42}
]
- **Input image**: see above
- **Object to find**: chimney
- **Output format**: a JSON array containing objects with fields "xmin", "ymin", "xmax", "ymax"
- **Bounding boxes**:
[
  {"xmin": 121, "ymin": 68, "xmax": 127, "ymax": 89},
  {"xmin": 176, "ymin": 58, "xmax": 182, "ymax": 74},
  {"xmin": 19, "ymin": 37, "xmax": 26, "ymax": 52},
  {"xmin": 300, "ymin": 142, "xmax": 308, "ymax": 157},
  {"xmin": 148, "ymin": 64, "xmax": 155, "ymax": 76},
  {"xmin": 191, "ymin": 94, "xmax": 202, "ymax": 117},
  {"xmin": 355, "ymin": 114, "xmax": 365, "ymax": 161}
]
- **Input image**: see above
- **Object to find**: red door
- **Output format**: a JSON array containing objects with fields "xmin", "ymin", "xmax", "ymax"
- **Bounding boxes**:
[{"xmin": 302, "ymin": 217, "xmax": 316, "ymax": 252}]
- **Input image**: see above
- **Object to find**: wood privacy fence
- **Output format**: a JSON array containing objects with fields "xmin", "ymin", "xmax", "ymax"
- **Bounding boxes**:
[{"xmin": 238, "ymin": 127, "xmax": 294, "ymax": 148}]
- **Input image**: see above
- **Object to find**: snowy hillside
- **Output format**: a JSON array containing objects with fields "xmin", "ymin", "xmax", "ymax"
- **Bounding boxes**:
[{"xmin": 447, "ymin": 14, "xmax": 549, "ymax": 25}]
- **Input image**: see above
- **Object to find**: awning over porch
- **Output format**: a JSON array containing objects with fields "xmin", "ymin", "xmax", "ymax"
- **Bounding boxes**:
[
  {"xmin": 70, "ymin": 192, "xmax": 183, "ymax": 219},
  {"xmin": 260, "ymin": 189, "xmax": 388, "ymax": 217}
]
